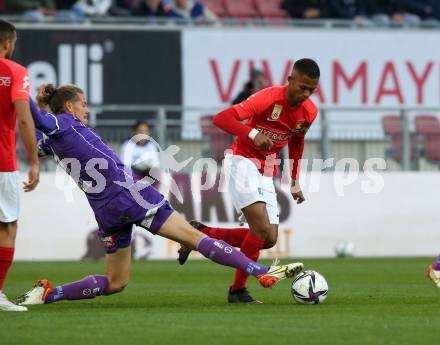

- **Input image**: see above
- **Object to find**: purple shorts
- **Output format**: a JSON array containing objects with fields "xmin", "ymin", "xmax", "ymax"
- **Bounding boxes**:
[{"xmin": 95, "ymin": 185, "xmax": 174, "ymax": 254}]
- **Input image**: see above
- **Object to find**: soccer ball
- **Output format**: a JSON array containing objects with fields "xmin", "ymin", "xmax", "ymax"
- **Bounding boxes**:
[
  {"xmin": 334, "ymin": 240, "xmax": 354, "ymax": 258},
  {"xmin": 291, "ymin": 270, "xmax": 329, "ymax": 304}
]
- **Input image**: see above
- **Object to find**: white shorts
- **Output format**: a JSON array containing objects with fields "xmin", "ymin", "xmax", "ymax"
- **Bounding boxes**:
[
  {"xmin": 0, "ymin": 171, "xmax": 20, "ymax": 223},
  {"xmin": 222, "ymin": 154, "xmax": 279, "ymax": 225}
]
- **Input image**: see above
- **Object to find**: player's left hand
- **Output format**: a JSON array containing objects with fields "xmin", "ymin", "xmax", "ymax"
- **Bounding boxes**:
[
  {"xmin": 290, "ymin": 181, "xmax": 305, "ymax": 204},
  {"xmin": 23, "ymin": 162, "xmax": 40, "ymax": 192}
]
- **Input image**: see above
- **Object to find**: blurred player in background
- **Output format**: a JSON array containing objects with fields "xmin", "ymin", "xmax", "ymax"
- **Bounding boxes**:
[
  {"xmin": 232, "ymin": 68, "xmax": 270, "ymax": 105},
  {"xmin": 120, "ymin": 120, "xmax": 160, "ymax": 179},
  {"xmin": 427, "ymin": 255, "xmax": 440, "ymax": 288},
  {"xmin": 16, "ymin": 84, "xmax": 304, "ymax": 306},
  {"xmin": 0, "ymin": 20, "xmax": 39, "ymax": 312},
  {"xmin": 178, "ymin": 58, "xmax": 320, "ymax": 303}
]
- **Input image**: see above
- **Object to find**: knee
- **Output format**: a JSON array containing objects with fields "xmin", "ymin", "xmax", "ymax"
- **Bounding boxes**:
[
  {"xmin": 0, "ymin": 222, "xmax": 17, "ymax": 245},
  {"xmin": 108, "ymin": 280, "xmax": 129, "ymax": 294},
  {"xmin": 252, "ymin": 224, "xmax": 272, "ymax": 241},
  {"xmin": 262, "ymin": 233, "xmax": 277, "ymax": 249}
]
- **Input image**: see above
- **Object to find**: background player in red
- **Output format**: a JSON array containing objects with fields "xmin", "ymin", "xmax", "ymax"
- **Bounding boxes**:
[
  {"xmin": 0, "ymin": 20, "xmax": 39, "ymax": 312},
  {"xmin": 179, "ymin": 58, "xmax": 320, "ymax": 303}
]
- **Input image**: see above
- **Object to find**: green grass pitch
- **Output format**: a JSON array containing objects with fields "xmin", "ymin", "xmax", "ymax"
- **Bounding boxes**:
[{"xmin": 1, "ymin": 258, "xmax": 439, "ymax": 345}]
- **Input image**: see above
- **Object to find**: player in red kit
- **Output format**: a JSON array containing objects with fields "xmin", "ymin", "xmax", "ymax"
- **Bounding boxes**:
[
  {"xmin": 0, "ymin": 20, "xmax": 39, "ymax": 311},
  {"xmin": 178, "ymin": 59, "xmax": 320, "ymax": 303}
]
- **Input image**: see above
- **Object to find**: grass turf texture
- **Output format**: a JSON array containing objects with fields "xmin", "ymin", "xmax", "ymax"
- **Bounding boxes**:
[{"xmin": 1, "ymin": 258, "xmax": 439, "ymax": 345}]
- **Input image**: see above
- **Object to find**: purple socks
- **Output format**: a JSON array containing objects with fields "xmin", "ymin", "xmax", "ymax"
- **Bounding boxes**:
[
  {"xmin": 197, "ymin": 236, "xmax": 268, "ymax": 277},
  {"xmin": 432, "ymin": 255, "xmax": 440, "ymax": 270},
  {"xmin": 45, "ymin": 275, "xmax": 110, "ymax": 304},
  {"xmin": 44, "ymin": 237, "xmax": 269, "ymax": 305}
]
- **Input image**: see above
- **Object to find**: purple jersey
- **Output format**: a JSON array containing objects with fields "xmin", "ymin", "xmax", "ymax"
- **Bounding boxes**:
[
  {"xmin": 31, "ymin": 99, "xmax": 130, "ymax": 211},
  {"xmin": 31, "ymin": 99, "xmax": 174, "ymax": 253}
]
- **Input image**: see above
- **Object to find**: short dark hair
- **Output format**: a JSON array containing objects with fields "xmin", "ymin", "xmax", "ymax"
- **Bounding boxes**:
[
  {"xmin": 133, "ymin": 120, "xmax": 149, "ymax": 132},
  {"xmin": 0, "ymin": 20, "xmax": 16, "ymax": 43},
  {"xmin": 293, "ymin": 58, "xmax": 320, "ymax": 79}
]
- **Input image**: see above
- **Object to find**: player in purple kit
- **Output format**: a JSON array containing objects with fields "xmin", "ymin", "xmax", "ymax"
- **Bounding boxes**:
[
  {"xmin": 16, "ymin": 84, "xmax": 303, "ymax": 306},
  {"xmin": 427, "ymin": 254, "xmax": 440, "ymax": 288}
]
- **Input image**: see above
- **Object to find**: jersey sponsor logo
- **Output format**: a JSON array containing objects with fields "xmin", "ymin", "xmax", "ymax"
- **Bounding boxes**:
[
  {"xmin": 214, "ymin": 241, "xmax": 224, "ymax": 249},
  {"xmin": 22, "ymin": 76, "xmax": 30, "ymax": 90},
  {"xmin": 268, "ymin": 104, "xmax": 283, "ymax": 121},
  {"xmin": 255, "ymin": 125, "xmax": 292, "ymax": 142},
  {"xmin": 292, "ymin": 121, "xmax": 310, "ymax": 133},
  {"xmin": 0, "ymin": 76, "xmax": 11, "ymax": 87},
  {"xmin": 83, "ymin": 288, "xmax": 92, "ymax": 296},
  {"xmin": 17, "ymin": 76, "xmax": 31, "ymax": 94},
  {"xmin": 102, "ymin": 235, "xmax": 116, "ymax": 249}
]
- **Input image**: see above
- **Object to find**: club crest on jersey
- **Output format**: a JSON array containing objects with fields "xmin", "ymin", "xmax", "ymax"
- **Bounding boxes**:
[
  {"xmin": 102, "ymin": 236, "xmax": 116, "ymax": 249},
  {"xmin": 292, "ymin": 121, "xmax": 310, "ymax": 133},
  {"xmin": 268, "ymin": 104, "xmax": 283, "ymax": 121}
]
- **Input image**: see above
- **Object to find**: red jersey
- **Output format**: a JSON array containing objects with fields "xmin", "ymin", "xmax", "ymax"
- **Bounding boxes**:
[
  {"xmin": 220, "ymin": 85, "xmax": 318, "ymax": 178},
  {"xmin": 0, "ymin": 58, "xmax": 30, "ymax": 171}
]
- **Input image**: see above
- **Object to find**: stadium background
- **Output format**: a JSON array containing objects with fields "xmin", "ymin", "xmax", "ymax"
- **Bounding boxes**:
[
  {"xmin": 1, "ymin": 3, "xmax": 440, "ymax": 345},
  {"xmin": 2, "ymin": 4, "xmax": 439, "ymax": 262},
  {"xmin": 0, "ymin": 0, "xmax": 440, "ymax": 260}
]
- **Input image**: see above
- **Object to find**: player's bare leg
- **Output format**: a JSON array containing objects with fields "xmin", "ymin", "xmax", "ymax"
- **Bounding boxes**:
[
  {"xmin": 242, "ymin": 202, "xmax": 278, "ymax": 249},
  {"xmin": 0, "ymin": 221, "xmax": 26, "ymax": 311},
  {"xmin": 224, "ymin": 201, "xmax": 278, "ymax": 303},
  {"xmin": 16, "ymin": 247, "xmax": 132, "ymax": 305},
  {"xmin": 177, "ymin": 203, "xmax": 283, "ymax": 303},
  {"xmin": 106, "ymin": 247, "xmax": 131, "ymax": 293}
]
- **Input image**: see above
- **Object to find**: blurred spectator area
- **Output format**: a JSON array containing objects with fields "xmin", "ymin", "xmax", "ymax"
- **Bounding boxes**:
[
  {"xmin": 2, "ymin": 0, "xmax": 439, "ymax": 26},
  {"xmin": 382, "ymin": 114, "xmax": 440, "ymax": 169}
]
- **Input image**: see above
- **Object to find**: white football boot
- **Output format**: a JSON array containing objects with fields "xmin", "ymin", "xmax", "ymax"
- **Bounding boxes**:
[
  {"xmin": 257, "ymin": 259, "xmax": 304, "ymax": 288},
  {"xmin": 0, "ymin": 291, "xmax": 27, "ymax": 311},
  {"xmin": 16, "ymin": 280, "xmax": 53, "ymax": 305}
]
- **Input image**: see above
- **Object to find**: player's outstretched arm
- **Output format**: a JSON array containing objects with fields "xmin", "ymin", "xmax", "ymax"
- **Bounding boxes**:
[
  {"xmin": 15, "ymin": 99, "xmax": 40, "ymax": 192},
  {"xmin": 29, "ymin": 98, "xmax": 59, "ymax": 135}
]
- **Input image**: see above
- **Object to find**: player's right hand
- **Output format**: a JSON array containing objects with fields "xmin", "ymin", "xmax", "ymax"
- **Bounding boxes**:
[
  {"xmin": 36, "ymin": 84, "xmax": 50, "ymax": 110},
  {"xmin": 23, "ymin": 163, "xmax": 40, "ymax": 192},
  {"xmin": 253, "ymin": 133, "xmax": 274, "ymax": 150}
]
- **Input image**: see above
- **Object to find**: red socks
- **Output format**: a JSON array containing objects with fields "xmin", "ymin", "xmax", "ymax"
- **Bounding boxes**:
[
  {"xmin": 231, "ymin": 231, "xmax": 265, "ymax": 292},
  {"xmin": 0, "ymin": 247, "xmax": 14, "ymax": 290},
  {"xmin": 201, "ymin": 227, "xmax": 249, "ymax": 247},
  {"xmin": 200, "ymin": 226, "xmax": 265, "ymax": 292}
]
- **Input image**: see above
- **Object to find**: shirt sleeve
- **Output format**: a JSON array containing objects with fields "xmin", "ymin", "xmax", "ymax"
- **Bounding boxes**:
[
  {"xmin": 288, "ymin": 105, "xmax": 319, "ymax": 180},
  {"xmin": 288, "ymin": 133, "xmax": 305, "ymax": 180},
  {"xmin": 232, "ymin": 87, "xmax": 274, "ymax": 120},
  {"xmin": 36, "ymin": 129, "xmax": 53, "ymax": 158},
  {"xmin": 213, "ymin": 107, "xmax": 252, "ymax": 139},
  {"xmin": 120, "ymin": 141, "xmax": 134, "ymax": 167},
  {"xmin": 11, "ymin": 65, "xmax": 30, "ymax": 102},
  {"xmin": 30, "ymin": 98, "xmax": 60, "ymax": 136}
]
